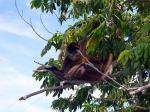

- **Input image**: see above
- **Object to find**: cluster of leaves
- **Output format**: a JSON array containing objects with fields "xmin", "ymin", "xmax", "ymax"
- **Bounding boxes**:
[
  {"xmin": 41, "ymin": 32, "xmax": 63, "ymax": 57},
  {"xmin": 52, "ymin": 86, "xmax": 92, "ymax": 112},
  {"xmin": 30, "ymin": 0, "xmax": 121, "ymax": 24},
  {"xmin": 33, "ymin": 58, "xmax": 62, "ymax": 96},
  {"xmin": 118, "ymin": 15, "xmax": 150, "ymax": 79},
  {"xmin": 31, "ymin": 0, "xmax": 150, "ymax": 111}
]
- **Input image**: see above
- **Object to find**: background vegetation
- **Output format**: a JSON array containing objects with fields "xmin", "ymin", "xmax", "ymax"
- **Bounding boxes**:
[{"xmin": 30, "ymin": 0, "xmax": 150, "ymax": 111}]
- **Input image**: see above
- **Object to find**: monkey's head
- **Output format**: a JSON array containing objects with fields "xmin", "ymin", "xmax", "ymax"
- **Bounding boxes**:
[
  {"xmin": 66, "ymin": 42, "xmax": 81, "ymax": 61},
  {"xmin": 67, "ymin": 42, "xmax": 80, "ymax": 52}
]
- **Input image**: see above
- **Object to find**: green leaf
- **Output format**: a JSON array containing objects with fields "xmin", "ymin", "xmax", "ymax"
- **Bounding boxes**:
[
  {"xmin": 112, "ymin": 14, "xmax": 122, "ymax": 28},
  {"xmin": 41, "ymin": 4, "xmax": 44, "ymax": 12},
  {"xmin": 31, "ymin": 0, "xmax": 42, "ymax": 8},
  {"xmin": 41, "ymin": 33, "xmax": 63, "ymax": 57},
  {"xmin": 118, "ymin": 50, "xmax": 130, "ymax": 65}
]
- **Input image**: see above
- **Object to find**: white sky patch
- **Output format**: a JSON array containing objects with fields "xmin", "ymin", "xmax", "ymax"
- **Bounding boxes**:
[
  {"xmin": 0, "ymin": 14, "xmax": 38, "ymax": 39},
  {"xmin": 92, "ymin": 89, "xmax": 102, "ymax": 98},
  {"xmin": 0, "ymin": 56, "xmax": 55, "ymax": 112},
  {"xmin": 0, "ymin": 41, "xmax": 34, "ymax": 57},
  {"xmin": 0, "ymin": 1, "xmax": 77, "ymax": 112}
]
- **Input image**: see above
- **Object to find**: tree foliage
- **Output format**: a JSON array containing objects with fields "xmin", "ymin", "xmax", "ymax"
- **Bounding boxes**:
[{"xmin": 31, "ymin": 0, "xmax": 150, "ymax": 111}]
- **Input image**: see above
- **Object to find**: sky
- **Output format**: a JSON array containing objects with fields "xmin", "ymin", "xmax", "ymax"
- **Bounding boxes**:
[{"xmin": 0, "ymin": 0, "xmax": 75, "ymax": 112}]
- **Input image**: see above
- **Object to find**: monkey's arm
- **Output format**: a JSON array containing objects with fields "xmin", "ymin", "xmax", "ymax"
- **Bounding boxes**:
[
  {"xmin": 79, "ymin": 34, "xmax": 91, "ymax": 55},
  {"xmin": 35, "ymin": 65, "xmax": 65, "ymax": 81},
  {"xmin": 79, "ymin": 24, "xmax": 98, "ymax": 55},
  {"xmin": 103, "ymin": 53, "xmax": 113, "ymax": 73},
  {"xmin": 60, "ymin": 56, "xmax": 73, "ymax": 73},
  {"xmin": 99, "ymin": 53, "xmax": 113, "ymax": 80}
]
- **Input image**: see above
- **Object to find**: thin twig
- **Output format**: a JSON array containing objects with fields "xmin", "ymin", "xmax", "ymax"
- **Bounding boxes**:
[
  {"xmin": 34, "ymin": 61, "xmax": 49, "ymax": 68},
  {"xmin": 34, "ymin": 61, "xmax": 65, "ymax": 81},
  {"xmin": 15, "ymin": 0, "xmax": 48, "ymax": 42},
  {"xmin": 40, "ymin": 14, "xmax": 54, "ymax": 34},
  {"xmin": 53, "ymin": 12, "xmax": 59, "ymax": 20}
]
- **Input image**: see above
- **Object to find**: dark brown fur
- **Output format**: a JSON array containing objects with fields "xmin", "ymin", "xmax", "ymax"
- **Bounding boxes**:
[
  {"xmin": 64, "ymin": 52, "xmax": 113, "ymax": 81},
  {"xmin": 39, "ymin": 34, "xmax": 113, "ymax": 82},
  {"xmin": 61, "ymin": 38, "xmax": 113, "ymax": 81}
]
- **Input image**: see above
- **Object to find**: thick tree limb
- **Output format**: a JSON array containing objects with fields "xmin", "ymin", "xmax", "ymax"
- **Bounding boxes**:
[
  {"xmin": 19, "ymin": 80, "xmax": 93, "ymax": 101},
  {"xmin": 19, "ymin": 85, "xmax": 72, "ymax": 100},
  {"xmin": 60, "ymin": 80, "xmax": 94, "ymax": 86},
  {"xmin": 128, "ymin": 84, "xmax": 150, "ymax": 95}
]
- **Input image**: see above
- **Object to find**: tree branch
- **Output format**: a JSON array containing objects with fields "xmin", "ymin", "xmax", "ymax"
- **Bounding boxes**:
[
  {"xmin": 34, "ymin": 61, "xmax": 65, "ymax": 81},
  {"xmin": 34, "ymin": 61, "xmax": 49, "ymax": 68},
  {"xmin": 133, "ymin": 105, "xmax": 150, "ymax": 111},
  {"xmin": 128, "ymin": 84, "xmax": 150, "ymax": 95},
  {"xmin": 20, "ymin": 60, "xmax": 127, "ymax": 101},
  {"xmin": 19, "ymin": 85, "xmax": 72, "ymax": 100},
  {"xmin": 112, "ymin": 70, "xmax": 123, "ymax": 77},
  {"xmin": 60, "ymin": 80, "xmax": 94, "ymax": 85},
  {"xmin": 19, "ymin": 80, "xmax": 94, "ymax": 101},
  {"xmin": 40, "ymin": 15, "xmax": 54, "ymax": 35},
  {"xmin": 15, "ymin": 0, "xmax": 48, "ymax": 42}
]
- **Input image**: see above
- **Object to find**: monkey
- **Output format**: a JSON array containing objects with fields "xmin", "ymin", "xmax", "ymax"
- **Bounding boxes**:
[
  {"xmin": 58, "ymin": 32, "xmax": 113, "ymax": 82},
  {"xmin": 61, "ymin": 42, "xmax": 84, "ymax": 74},
  {"xmin": 44, "ymin": 34, "xmax": 92, "ymax": 78},
  {"xmin": 53, "ymin": 38, "xmax": 112, "ymax": 82},
  {"xmin": 35, "ymin": 33, "xmax": 114, "ymax": 98},
  {"xmin": 63, "ymin": 51, "xmax": 113, "ymax": 82},
  {"xmin": 36, "ymin": 33, "xmax": 113, "ymax": 83}
]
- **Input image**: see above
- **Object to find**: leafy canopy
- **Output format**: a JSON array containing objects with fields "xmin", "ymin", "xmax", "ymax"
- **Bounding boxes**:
[{"xmin": 31, "ymin": 0, "xmax": 150, "ymax": 112}]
